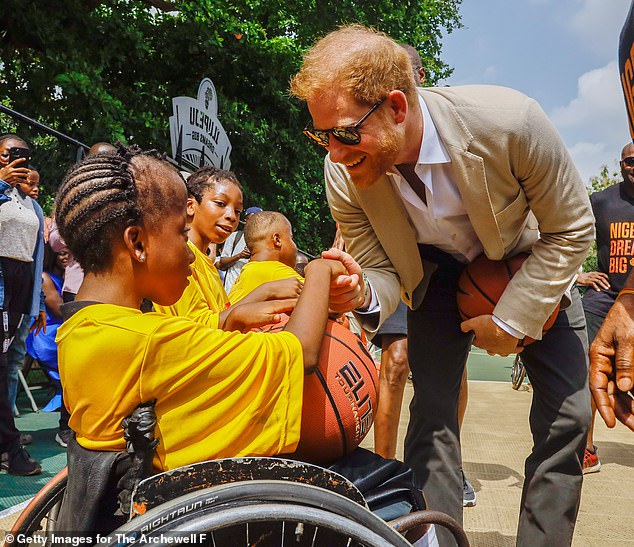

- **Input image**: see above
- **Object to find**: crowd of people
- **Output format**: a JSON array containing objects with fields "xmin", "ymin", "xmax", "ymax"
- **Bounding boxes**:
[{"xmin": 1, "ymin": 22, "xmax": 633, "ymax": 547}]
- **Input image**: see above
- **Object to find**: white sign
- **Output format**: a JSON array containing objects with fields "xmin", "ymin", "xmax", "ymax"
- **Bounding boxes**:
[{"xmin": 169, "ymin": 78, "xmax": 232, "ymax": 171}]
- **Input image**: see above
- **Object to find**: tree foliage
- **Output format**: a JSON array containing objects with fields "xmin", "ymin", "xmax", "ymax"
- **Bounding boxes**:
[{"xmin": 0, "ymin": 0, "xmax": 462, "ymax": 252}]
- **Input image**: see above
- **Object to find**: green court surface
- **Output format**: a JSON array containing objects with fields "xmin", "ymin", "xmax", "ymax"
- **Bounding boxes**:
[
  {"xmin": 0, "ymin": 388, "xmax": 67, "ymax": 515},
  {"xmin": 466, "ymin": 347, "xmax": 517, "ymax": 383},
  {"xmin": 0, "ymin": 347, "xmax": 518, "ymax": 516}
]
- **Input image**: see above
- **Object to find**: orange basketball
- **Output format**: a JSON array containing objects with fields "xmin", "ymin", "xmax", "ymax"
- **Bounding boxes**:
[
  {"xmin": 254, "ymin": 314, "xmax": 379, "ymax": 464},
  {"xmin": 456, "ymin": 253, "xmax": 559, "ymax": 345}
]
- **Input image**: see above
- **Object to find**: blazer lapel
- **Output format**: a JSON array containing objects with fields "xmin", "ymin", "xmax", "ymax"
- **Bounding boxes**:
[
  {"xmin": 356, "ymin": 174, "xmax": 427, "ymax": 307},
  {"xmin": 421, "ymin": 89, "xmax": 505, "ymax": 259}
]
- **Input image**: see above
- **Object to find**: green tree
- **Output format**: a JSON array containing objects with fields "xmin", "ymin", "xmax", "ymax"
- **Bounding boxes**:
[{"xmin": 0, "ymin": 0, "xmax": 462, "ymax": 251}]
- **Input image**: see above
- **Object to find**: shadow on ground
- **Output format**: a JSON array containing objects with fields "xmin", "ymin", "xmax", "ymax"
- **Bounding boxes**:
[
  {"xmin": 463, "ymin": 462, "xmax": 525, "ymax": 490},
  {"xmin": 596, "ymin": 440, "xmax": 634, "ymax": 469}
]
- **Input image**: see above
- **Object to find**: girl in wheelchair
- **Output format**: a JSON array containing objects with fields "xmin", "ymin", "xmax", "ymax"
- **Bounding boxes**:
[{"xmin": 54, "ymin": 145, "xmax": 346, "ymax": 472}]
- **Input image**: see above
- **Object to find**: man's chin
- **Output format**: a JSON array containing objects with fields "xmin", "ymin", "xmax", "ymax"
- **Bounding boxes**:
[{"xmin": 345, "ymin": 164, "xmax": 380, "ymax": 189}]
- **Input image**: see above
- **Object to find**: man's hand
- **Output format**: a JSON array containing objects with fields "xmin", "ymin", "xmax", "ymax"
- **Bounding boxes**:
[
  {"xmin": 222, "ymin": 299, "xmax": 297, "ymax": 332},
  {"xmin": 589, "ymin": 293, "xmax": 634, "ymax": 431},
  {"xmin": 320, "ymin": 248, "xmax": 365, "ymax": 313},
  {"xmin": 461, "ymin": 314, "xmax": 521, "ymax": 356},
  {"xmin": 0, "ymin": 158, "xmax": 30, "ymax": 186},
  {"xmin": 577, "ymin": 271, "xmax": 611, "ymax": 292}
]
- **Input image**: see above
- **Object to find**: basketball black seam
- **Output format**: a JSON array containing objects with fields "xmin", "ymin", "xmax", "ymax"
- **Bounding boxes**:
[
  {"xmin": 324, "ymin": 332, "xmax": 378, "ymax": 393},
  {"xmin": 314, "ymin": 367, "xmax": 347, "ymax": 456},
  {"xmin": 465, "ymin": 269, "xmax": 497, "ymax": 307}
]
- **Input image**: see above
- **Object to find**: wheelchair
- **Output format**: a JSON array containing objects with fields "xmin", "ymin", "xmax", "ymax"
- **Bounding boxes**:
[{"xmin": 6, "ymin": 403, "xmax": 470, "ymax": 547}]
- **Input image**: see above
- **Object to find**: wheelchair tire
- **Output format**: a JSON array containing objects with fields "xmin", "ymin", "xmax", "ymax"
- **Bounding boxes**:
[
  {"xmin": 8, "ymin": 467, "xmax": 68, "ymax": 542},
  {"xmin": 116, "ymin": 503, "xmax": 403, "ymax": 547},
  {"xmin": 112, "ymin": 480, "xmax": 412, "ymax": 546},
  {"xmin": 511, "ymin": 354, "xmax": 526, "ymax": 390}
]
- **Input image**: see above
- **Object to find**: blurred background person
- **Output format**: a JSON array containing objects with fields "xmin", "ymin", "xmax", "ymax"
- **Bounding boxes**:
[{"xmin": 0, "ymin": 133, "xmax": 44, "ymax": 475}]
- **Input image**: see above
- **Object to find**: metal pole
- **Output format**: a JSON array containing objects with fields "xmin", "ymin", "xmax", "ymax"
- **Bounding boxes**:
[{"xmin": 0, "ymin": 104, "xmax": 89, "ymax": 151}]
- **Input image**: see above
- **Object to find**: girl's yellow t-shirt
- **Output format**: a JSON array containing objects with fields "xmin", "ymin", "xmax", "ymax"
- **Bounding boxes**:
[
  {"xmin": 154, "ymin": 241, "xmax": 228, "ymax": 328},
  {"xmin": 56, "ymin": 303, "xmax": 304, "ymax": 471}
]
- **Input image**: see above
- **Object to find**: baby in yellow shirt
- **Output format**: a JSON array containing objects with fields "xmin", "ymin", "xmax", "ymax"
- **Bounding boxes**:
[{"xmin": 229, "ymin": 211, "xmax": 305, "ymax": 304}]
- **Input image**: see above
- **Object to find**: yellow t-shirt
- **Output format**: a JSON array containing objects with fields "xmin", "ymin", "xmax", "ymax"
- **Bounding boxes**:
[
  {"xmin": 56, "ymin": 304, "xmax": 304, "ymax": 471},
  {"xmin": 154, "ymin": 241, "xmax": 228, "ymax": 329},
  {"xmin": 228, "ymin": 261, "xmax": 304, "ymax": 304}
]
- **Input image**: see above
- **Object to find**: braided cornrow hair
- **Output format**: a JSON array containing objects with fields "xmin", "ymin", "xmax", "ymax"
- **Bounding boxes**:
[
  {"xmin": 186, "ymin": 165, "xmax": 242, "ymax": 203},
  {"xmin": 55, "ymin": 145, "xmax": 178, "ymax": 273}
]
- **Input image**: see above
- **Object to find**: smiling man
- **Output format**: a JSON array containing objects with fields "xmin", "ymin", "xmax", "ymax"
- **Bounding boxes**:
[{"xmin": 291, "ymin": 25, "xmax": 594, "ymax": 546}]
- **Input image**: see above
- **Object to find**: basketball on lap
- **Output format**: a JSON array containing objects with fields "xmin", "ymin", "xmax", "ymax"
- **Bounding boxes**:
[
  {"xmin": 456, "ymin": 253, "xmax": 560, "ymax": 346},
  {"xmin": 253, "ymin": 314, "xmax": 379, "ymax": 464}
]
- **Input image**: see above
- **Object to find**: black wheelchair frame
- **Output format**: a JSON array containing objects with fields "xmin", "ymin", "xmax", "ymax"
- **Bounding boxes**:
[{"xmin": 6, "ymin": 403, "xmax": 470, "ymax": 547}]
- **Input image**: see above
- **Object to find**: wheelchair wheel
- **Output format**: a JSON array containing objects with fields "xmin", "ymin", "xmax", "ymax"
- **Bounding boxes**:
[
  {"xmin": 112, "ymin": 480, "xmax": 412, "ymax": 546},
  {"xmin": 511, "ymin": 354, "xmax": 526, "ymax": 390},
  {"xmin": 7, "ymin": 467, "xmax": 67, "ymax": 544}
]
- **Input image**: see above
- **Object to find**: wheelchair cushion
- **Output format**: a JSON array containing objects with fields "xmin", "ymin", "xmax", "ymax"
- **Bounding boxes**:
[{"xmin": 328, "ymin": 447, "xmax": 426, "ymax": 518}]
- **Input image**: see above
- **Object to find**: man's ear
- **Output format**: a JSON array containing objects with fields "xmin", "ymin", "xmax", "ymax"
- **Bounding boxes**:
[
  {"xmin": 123, "ymin": 225, "xmax": 147, "ymax": 264},
  {"xmin": 186, "ymin": 197, "xmax": 196, "ymax": 222},
  {"xmin": 272, "ymin": 232, "xmax": 282, "ymax": 249},
  {"xmin": 386, "ymin": 89, "xmax": 408, "ymax": 124},
  {"xmin": 417, "ymin": 67, "xmax": 426, "ymax": 86}
]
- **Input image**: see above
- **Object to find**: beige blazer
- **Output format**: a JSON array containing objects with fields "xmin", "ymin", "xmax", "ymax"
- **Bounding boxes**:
[{"xmin": 325, "ymin": 85, "xmax": 595, "ymax": 340}]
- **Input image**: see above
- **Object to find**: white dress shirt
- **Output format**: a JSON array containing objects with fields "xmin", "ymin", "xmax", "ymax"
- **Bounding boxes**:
[
  {"xmin": 387, "ymin": 94, "xmax": 482, "ymax": 262},
  {"xmin": 366, "ymin": 94, "xmax": 524, "ymax": 339}
]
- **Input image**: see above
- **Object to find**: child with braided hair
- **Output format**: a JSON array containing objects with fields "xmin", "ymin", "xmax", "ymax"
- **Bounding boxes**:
[
  {"xmin": 154, "ymin": 166, "xmax": 303, "ymax": 331},
  {"xmin": 54, "ymin": 146, "xmax": 348, "ymax": 471}
]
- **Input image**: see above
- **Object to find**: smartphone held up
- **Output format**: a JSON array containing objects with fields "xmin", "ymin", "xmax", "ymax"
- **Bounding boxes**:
[{"xmin": 8, "ymin": 146, "xmax": 31, "ymax": 165}]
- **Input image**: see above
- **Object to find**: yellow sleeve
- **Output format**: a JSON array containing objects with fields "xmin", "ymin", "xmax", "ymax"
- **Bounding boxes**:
[
  {"xmin": 140, "ymin": 318, "xmax": 305, "ymax": 470},
  {"xmin": 227, "ymin": 275, "xmax": 255, "ymax": 304},
  {"xmin": 154, "ymin": 277, "xmax": 221, "ymax": 329}
]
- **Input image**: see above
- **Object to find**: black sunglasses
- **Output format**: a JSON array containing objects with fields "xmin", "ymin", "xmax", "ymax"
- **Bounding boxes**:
[
  {"xmin": 303, "ymin": 98, "xmax": 385, "ymax": 148},
  {"xmin": 622, "ymin": 156, "xmax": 634, "ymax": 167}
]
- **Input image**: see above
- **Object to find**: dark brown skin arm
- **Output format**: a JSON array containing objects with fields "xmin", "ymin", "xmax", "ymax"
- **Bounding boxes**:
[
  {"xmin": 42, "ymin": 272, "xmax": 64, "ymax": 319},
  {"xmin": 285, "ymin": 258, "xmax": 346, "ymax": 373},
  {"xmin": 237, "ymin": 278, "xmax": 303, "ymax": 305}
]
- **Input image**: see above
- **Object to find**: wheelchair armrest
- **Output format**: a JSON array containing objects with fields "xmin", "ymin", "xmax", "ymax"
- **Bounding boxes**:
[
  {"xmin": 363, "ymin": 481, "xmax": 426, "ymax": 513},
  {"xmin": 118, "ymin": 400, "xmax": 159, "ymax": 514}
]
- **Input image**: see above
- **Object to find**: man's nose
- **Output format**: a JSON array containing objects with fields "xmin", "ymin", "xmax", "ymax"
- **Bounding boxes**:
[{"xmin": 327, "ymin": 138, "xmax": 350, "ymax": 164}]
